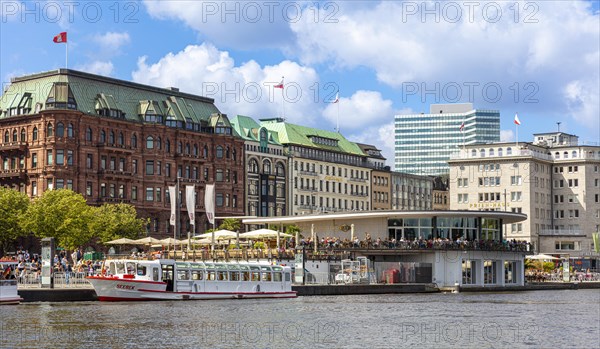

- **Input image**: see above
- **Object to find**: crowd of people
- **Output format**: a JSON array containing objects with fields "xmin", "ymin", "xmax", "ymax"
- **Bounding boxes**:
[{"xmin": 295, "ymin": 234, "xmax": 531, "ymax": 252}]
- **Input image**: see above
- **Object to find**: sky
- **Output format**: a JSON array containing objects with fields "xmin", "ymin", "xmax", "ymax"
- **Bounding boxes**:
[{"xmin": 1, "ymin": 0, "xmax": 599, "ymax": 163}]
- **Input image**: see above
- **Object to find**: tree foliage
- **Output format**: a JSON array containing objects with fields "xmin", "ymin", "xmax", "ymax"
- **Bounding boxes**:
[
  {"xmin": 20, "ymin": 189, "xmax": 95, "ymax": 251},
  {"xmin": 0, "ymin": 187, "xmax": 30, "ymax": 254},
  {"xmin": 219, "ymin": 218, "xmax": 241, "ymax": 232},
  {"xmin": 90, "ymin": 203, "xmax": 147, "ymax": 243}
]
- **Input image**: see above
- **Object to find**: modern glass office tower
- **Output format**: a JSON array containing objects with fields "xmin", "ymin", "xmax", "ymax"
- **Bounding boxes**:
[{"xmin": 395, "ymin": 103, "xmax": 500, "ymax": 176}]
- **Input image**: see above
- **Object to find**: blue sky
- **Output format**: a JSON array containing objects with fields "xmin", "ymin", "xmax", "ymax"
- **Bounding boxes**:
[{"xmin": 1, "ymin": 0, "xmax": 599, "ymax": 161}]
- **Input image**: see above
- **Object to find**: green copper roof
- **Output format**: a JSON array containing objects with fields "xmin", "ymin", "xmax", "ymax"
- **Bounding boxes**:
[
  {"xmin": 0, "ymin": 69, "xmax": 220, "ymax": 124},
  {"xmin": 260, "ymin": 119, "xmax": 365, "ymax": 156},
  {"xmin": 230, "ymin": 115, "xmax": 282, "ymax": 145}
]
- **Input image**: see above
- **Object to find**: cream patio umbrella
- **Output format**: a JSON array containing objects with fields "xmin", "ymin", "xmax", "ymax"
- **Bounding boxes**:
[
  {"xmin": 239, "ymin": 229, "xmax": 292, "ymax": 250},
  {"xmin": 104, "ymin": 238, "xmax": 136, "ymax": 245},
  {"xmin": 526, "ymin": 254, "xmax": 559, "ymax": 260}
]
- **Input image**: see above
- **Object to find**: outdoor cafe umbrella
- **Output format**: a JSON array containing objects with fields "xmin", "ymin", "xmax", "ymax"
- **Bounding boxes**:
[
  {"xmin": 194, "ymin": 230, "xmax": 238, "ymax": 240},
  {"xmin": 104, "ymin": 238, "xmax": 136, "ymax": 245},
  {"xmin": 239, "ymin": 229, "xmax": 292, "ymax": 250},
  {"xmin": 132, "ymin": 237, "xmax": 162, "ymax": 247},
  {"xmin": 526, "ymin": 254, "xmax": 559, "ymax": 260}
]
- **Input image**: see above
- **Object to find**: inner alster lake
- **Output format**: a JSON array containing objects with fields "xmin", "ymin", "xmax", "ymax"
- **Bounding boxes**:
[{"xmin": 1, "ymin": 290, "xmax": 598, "ymax": 349}]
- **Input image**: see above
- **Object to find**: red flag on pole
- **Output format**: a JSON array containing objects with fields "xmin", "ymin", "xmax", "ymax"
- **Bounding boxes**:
[
  {"xmin": 274, "ymin": 77, "xmax": 284, "ymax": 89},
  {"xmin": 459, "ymin": 121, "xmax": 465, "ymax": 131},
  {"xmin": 53, "ymin": 32, "xmax": 67, "ymax": 43}
]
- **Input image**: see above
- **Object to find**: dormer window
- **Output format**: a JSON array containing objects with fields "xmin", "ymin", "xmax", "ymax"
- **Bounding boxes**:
[
  {"xmin": 138, "ymin": 100, "xmax": 164, "ymax": 124},
  {"xmin": 95, "ymin": 93, "xmax": 124, "ymax": 118},
  {"xmin": 309, "ymin": 135, "xmax": 338, "ymax": 147},
  {"xmin": 45, "ymin": 83, "xmax": 77, "ymax": 110}
]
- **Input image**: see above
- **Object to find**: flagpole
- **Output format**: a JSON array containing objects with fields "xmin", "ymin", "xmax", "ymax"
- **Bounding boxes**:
[
  {"xmin": 336, "ymin": 94, "xmax": 340, "ymax": 133},
  {"xmin": 281, "ymin": 77, "xmax": 285, "ymax": 121},
  {"xmin": 515, "ymin": 114, "xmax": 518, "ymax": 148},
  {"xmin": 65, "ymin": 40, "xmax": 68, "ymax": 69}
]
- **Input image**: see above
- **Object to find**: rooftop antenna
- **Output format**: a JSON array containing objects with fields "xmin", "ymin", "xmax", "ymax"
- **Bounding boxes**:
[{"xmin": 557, "ymin": 122, "xmax": 561, "ymax": 132}]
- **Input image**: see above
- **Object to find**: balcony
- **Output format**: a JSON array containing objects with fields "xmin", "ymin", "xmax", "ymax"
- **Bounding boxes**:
[
  {"xmin": 298, "ymin": 170, "xmax": 318, "ymax": 177},
  {"xmin": 0, "ymin": 141, "xmax": 27, "ymax": 152},
  {"xmin": 98, "ymin": 169, "xmax": 133, "ymax": 180},
  {"xmin": 0, "ymin": 168, "xmax": 26, "ymax": 178},
  {"xmin": 297, "ymin": 186, "xmax": 318, "ymax": 193},
  {"xmin": 349, "ymin": 177, "xmax": 367, "ymax": 183},
  {"xmin": 97, "ymin": 197, "xmax": 132, "ymax": 204},
  {"xmin": 96, "ymin": 143, "xmax": 134, "ymax": 154}
]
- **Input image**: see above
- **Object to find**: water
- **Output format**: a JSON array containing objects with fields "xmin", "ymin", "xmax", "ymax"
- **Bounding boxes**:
[{"xmin": 1, "ymin": 290, "xmax": 598, "ymax": 349}]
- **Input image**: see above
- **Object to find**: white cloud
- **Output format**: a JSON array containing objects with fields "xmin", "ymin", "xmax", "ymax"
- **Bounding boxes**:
[
  {"xmin": 291, "ymin": 1, "xmax": 599, "ymax": 130},
  {"xmin": 76, "ymin": 61, "xmax": 114, "ymax": 76},
  {"xmin": 500, "ymin": 129, "xmax": 514, "ymax": 142},
  {"xmin": 93, "ymin": 32, "xmax": 131, "ymax": 51},
  {"xmin": 132, "ymin": 43, "xmax": 322, "ymax": 125},
  {"xmin": 142, "ymin": 0, "xmax": 293, "ymax": 49},
  {"xmin": 323, "ymin": 90, "xmax": 393, "ymax": 132}
]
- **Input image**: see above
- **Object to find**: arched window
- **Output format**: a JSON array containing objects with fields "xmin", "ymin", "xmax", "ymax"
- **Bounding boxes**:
[
  {"xmin": 216, "ymin": 146, "xmax": 223, "ymax": 159},
  {"xmin": 572, "ymin": 150, "xmax": 577, "ymax": 158},
  {"xmin": 12, "ymin": 130, "xmax": 17, "ymax": 142},
  {"xmin": 4, "ymin": 131, "xmax": 9, "ymax": 143},
  {"xmin": 165, "ymin": 139, "xmax": 170, "ymax": 153},
  {"xmin": 109, "ymin": 131, "xmax": 115, "ymax": 144},
  {"xmin": 489, "ymin": 148, "xmax": 494, "ymax": 156},
  {"xmin": 118, "ymin": 132, "xmax": 124, "ymax": 146},
  {"xmin": 554, "ymin": 151, "xmax": 560, "ymax": 159},
  {"xmin": 20, "ymin": 128, "xmax": 26, "ymax": 142},
  {"xmin": 232, "ymin": 149, "xmax": 237, "ymax": 161},
  {"xmin": 471, "ymin": 149, "xmax": 476, "ymax": 157},
  {"xmin": 248, "ymin": 159, "xmax": 258, "ymax": 173},
  {"xmin": 263, "ymin": 159, "xmax": 271, "ymax": 174},
  {"xmin": 56, "ymin": 122, "xmax": 64, "ymax": 137},
  {"xmin": 67, "ymin": 123, "xmax": 74, "ymax": 138},
  {"xmin": 177, "ymin": 141, "xmax": 183, "ymax": 154},
  {"xmin": 131, "ymin": 134, "xmax": 137, "ymax": 148},
  {"xmin": 156, "ymin": 137, "xmax": 161, "ymax": 150},
  {"xmin": 185, "ymin": 143, "xmax": 190, "ymax": 154},
  {"xmin": 498, "ymin": 148, "xmax": 503, "ymax": 157},
  {"xmin": 276, "ymin": 163, "xmax": 285, "ymax": 177},
  {"xmin": 226, "ymin": 147, "xmax": 230, "ymax": 159},
  {"xmin": 203, "ymin": 145, "xmax": 208, "ymax": 158},
  {"xmin": 507, "ymin": 147, "xmax": 512, "ymax": 156},
  {"xmin": 32, "ymin": 127, "xmax": 38, "ymax": 141},
  {"xmin": 47, "ymin": 123, "xmax": 53, "ymax": 137},
  {"xmin": 563, "ymin": 151, "xmax": 568, "ymax": 159},
  {"xmin": 193, "ymin": 144, "xmax": 198, "ymax": 156},
  {"xmin": 480, "ymin": 149, "xmax": 485, "ymax": 157},
  {"xmin": 146, "ymin": 136, "xmax": 154, "ymax": 149},
  {"xmin": 86, "ymin": 128, "xmax": 92, "ymax": 142},
  {"xmin": 100, "ymin": 130, "xmax": 106, "ymax": 143}
]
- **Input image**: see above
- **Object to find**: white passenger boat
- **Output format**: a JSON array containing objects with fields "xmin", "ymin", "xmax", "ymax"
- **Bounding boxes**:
[
  {"xmin": 87, "ymin": 259, "xmax": 297, "ymax": 301},
  {"xmin": 1, "ymin": 262, "xmax": 23, "ymax": 305}
]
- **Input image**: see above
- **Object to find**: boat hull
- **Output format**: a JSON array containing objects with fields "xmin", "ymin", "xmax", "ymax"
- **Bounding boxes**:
[
  {"xmin": 0, "ymin": 280, "xmax": 23, "ymax": 305},
  {"xmin": 88, "ymin": 276, "xmax": 297, "ymax": 301}
]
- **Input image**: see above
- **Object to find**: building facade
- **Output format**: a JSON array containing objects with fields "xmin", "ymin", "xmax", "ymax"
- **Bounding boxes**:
[
  {"xmin": 0, "ymin": 69, "xmax": 245, "ymax": 237},
  {"xmin": 432, "ymin": 176, "xmax": 450, "ymax": 210},
  {"xmin": 260, "ymin": 119, "xmax": 372, "ymax": 215},
  {"xmin": 395, "ymin": 103, "xmax": 500, "ymax": 176},
  {"xmin": 230, "ymin": 115, "xmax": 287, "ymax": 218},
  {"xmin": 356, "ymin": 143, "xmax": 390, "ymax": 210},
  {"xmin": 448, "ymin": 132, "xmax": 600, "ymax": 261},
  {"xmin": 390, "ymin": 171, "xmax": 433, "ymax": 210}
]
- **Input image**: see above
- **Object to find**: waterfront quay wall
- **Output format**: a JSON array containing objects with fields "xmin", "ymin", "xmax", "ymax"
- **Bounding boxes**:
[{"xmin": 17, "ymin": 282, "xmax": 600, "ymax": 302}]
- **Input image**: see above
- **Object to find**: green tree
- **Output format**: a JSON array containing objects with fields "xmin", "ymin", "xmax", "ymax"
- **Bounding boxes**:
[
  {"xmin": 0, "ymin": 187, "xmax": 30, "ymax": 254},
  {"xmin": 20, "ymin": 189, "xmax": 95, "ymax": 251},
  {"xmin": 219, "ymin": 218, "xmax": 241, "ymax": 232},
  {"xmin": 90, "ymin": 203, "xmax": 147, "ymax": 243},
  {"xmin": 285, "ymin": 224, "xmax": 301, "ymax": 236}
]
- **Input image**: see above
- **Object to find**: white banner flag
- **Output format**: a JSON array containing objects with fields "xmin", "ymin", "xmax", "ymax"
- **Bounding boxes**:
[
  {"xmin": 186, "ymin": 185, "xmax": 195, "ymax": 224},
  {"xmin": 204, "ymin": 184, "xmax": 215, "ymax": 225},
  {"xmin": 169, "ymin": 186, "xmax": 177, "ymax": 226}
]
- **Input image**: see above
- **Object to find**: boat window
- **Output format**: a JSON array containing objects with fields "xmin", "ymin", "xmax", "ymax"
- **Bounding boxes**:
[
  {"xmin": 217, "ymin": 271, "xmax": 228, "ymax": 281},
  {"xmin": 262, "ymin": 272, "xmax": 272, "ymax": 282},
  {"xmin": 250, "ymin": 266, "xmax": 260, "ymax": 271},
  {"xmin": 239, "ymin": 265, "xmax": 250, "ymax": 271},
  {"xmin": 177, "ymin": 270, "xmax": 189, "ymax": 280},
  {"xmin": 273, "ymin": 272, "xmax": 282, "ymax": 282},
  {"xmin": 229, "ymin": 271, "xmax": 240, "ymax": 281},
  {"xmin": 251, "ymin": 272, "xmax": 260, "ymax": 281},
  {"xmin": 176, "ymin": 262, "xmax": 190, "ymax": 269},
  {"xmin": 227, "ymin": 265, "xmax": 239, "ymax": 270},
  {"xmin": 192, "ymin": 271, "xmax": 203, "ymax": 280},
  {"xmin": 115, "ymin": 262, "xmax": 125, "ymax": 274},
  {"xmin": 153, "ymin": 268, "xmax": 159, "ymax": 281},
  {"xmin": 241, "ymin": 272, "xmax": 250, "ymax": 281},
  {"xmin": 137, "ymin": 266, "xmax": 147, "ymax": 276},
  {"xmin": 285, "ymin": 273, "xmax": 290, "ymax": 282},
  {"xmin": 261, "ymin": 266, "xmax": 271, "ymax": 272},
  {"xmin": 126, "ymin": 262, "xmax": 136, "ymax": 275},
  {"xmin": 207, "ymin": 270, "xmax": 216, "ymax": 280},
  {"xmin": 272, "ymin": 266, "xmax": 283, "ymax": 271},
  {"xmin": 108, "ymin": 262, "xmax": 116, "ymax": 275}
]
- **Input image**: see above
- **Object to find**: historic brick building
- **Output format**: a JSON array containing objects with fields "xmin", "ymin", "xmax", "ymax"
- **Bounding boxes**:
[{"xmin": 0, "ymin": 69, "xmax": 244, "ymax": 237}]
